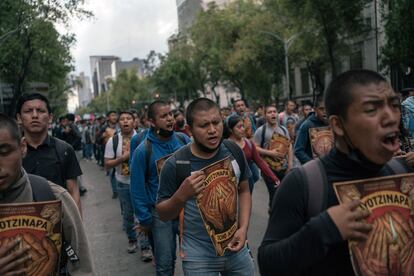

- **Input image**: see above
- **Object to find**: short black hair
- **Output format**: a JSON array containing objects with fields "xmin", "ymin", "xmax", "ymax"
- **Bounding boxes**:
[
  {"xmin": 16, "ymin": 93, "xmax": 51, "ymax": 115},
  {"xmin": 106, "ymin": 110, "xmax": 117, "ymax": 117},
  {"xmin": 147, "ymin": 100, "xmax": 168, "ymax": 120},
  {"xmin": 223, "ymin": 114, "xmax": 243, "ymax": 139},
  {"xmin": 233, "ymin": 99, "xmax": 246, "ymax": 107},
  {"xmin": 119, "ymin": 110, "xmax": 134, "ymax": 118},
  {"xmin": 325, "ymin": 69, "xmax": 387, "ymax": 119},
  {"xmin": 284, "ymin": 99, "xmax": 295, "ymax": 106},
  {"xmin": 186, "ymin": 98, "xmax": 220, "ymax": 127},
  {"xmin": 173, "ymin": 110, "xmax": 184, "ymax": 118},
  {"xmin": 0, "ymin": 113, "xmax": 22, "ymax": 144},
  {"xmin": 264, "ymin": 104, "xmax": 277, "ymax": 113},
  {"xmin": 314, "ymin": 95, "xmax": 324, "ymax": 108},
  {"xmin": 66, "ymin": 113, "xmax": 75, "ymax": 122}
]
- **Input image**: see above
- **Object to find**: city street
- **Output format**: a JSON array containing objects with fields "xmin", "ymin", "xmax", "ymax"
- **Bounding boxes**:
[{"xmin": 80, "ymin": 159, "xmax": 270, "ymax": 276}]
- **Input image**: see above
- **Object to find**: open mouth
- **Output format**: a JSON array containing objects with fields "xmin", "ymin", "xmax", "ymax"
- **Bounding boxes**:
[
  {"xmin": 207, "ymin": 136, "xmax": 219, "ymax": 145},
  {"xmin": 381, "ymin": 132, "xmax": 400, "ymax": 153}
]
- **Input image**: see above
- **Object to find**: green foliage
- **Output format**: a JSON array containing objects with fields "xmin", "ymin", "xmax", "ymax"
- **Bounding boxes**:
[
  {"xmin": 151, "ymin": 36, "xmax": 200, "ymax": 106},
  {"xmin": 109, "ymin": 69, "xmax": 151, "ymax": 111},
  {"xmin": 380, "ymin": 0, "xmax": 414, "ymax": 70},
  {"xmin": 79, "ymin": 69, "xmax": 152, "ymax": 114},
  {"xmin": 0, "ymin": 0, "xmax": 91, "ymax": 116},
  {"xmin": 275, "ymin": 0, "xmax": 371, "ymax": 78}
]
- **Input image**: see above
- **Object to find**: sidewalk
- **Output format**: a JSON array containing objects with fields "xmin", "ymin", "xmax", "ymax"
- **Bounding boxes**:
[{"xmin": 80, "ymin": 159, "xmax": 269, "ymax": 275}]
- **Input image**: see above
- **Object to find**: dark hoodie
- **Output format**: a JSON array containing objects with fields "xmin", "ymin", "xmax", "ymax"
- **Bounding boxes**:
[
  {"xmin": 258, "ymin": 148, "xmax": 413, "ymax": 276},
  {"xmin": 294, "ymin": 113, "xmax": 328, "ymax": 164},
  {"xmin": 130, "ymin": 129, "xmax": 190, "ymax": 226}
]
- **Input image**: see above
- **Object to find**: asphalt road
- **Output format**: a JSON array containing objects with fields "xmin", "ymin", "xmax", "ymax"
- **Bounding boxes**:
[{"xmin": 80, "ymin": 159, "xmax": 270, "ymax": 276}]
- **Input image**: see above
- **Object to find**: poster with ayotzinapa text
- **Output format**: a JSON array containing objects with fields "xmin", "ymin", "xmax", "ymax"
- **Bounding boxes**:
[{"xmin": 334, "ymin": 173, "xmax": 414, "ymax": 276}]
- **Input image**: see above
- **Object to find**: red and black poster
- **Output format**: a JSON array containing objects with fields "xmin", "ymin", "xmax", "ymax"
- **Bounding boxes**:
[
  {"xmin": 263, "ymin": 133, "xmax": 290, "ymax": 172},
  {"xmin": 334, "ymin": 174, "xmax": 414, "ymax": 276},
  {"xmin": 0, "ymin": 200, "xmax": 62, "ymax": 275},
  {"xmin": 197, "ymin": 157, "xmax": 238, "ymax": 256},
  {"xmin": 309, "ymin": 126, "xmax": 334, "ymax": 158}
]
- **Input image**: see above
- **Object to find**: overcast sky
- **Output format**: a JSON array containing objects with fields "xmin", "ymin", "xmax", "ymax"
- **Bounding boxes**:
[{"xmin": 66, "ymin": 0, "xmax": 178, "ymax": 76}]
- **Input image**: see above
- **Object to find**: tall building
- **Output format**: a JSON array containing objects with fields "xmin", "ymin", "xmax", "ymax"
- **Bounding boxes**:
[
  {"xmin": 176, "ymin": 0, "xmax": 232, "ymax": 33},
  {"xmin": 75, "ymin": 72, "xmax": 92, "ymax": 107},
  {"xmin": 90, "ymin": 56, "xmax": 120, "ymax": 96},
  {"xmin": 111, "ymin": 58, "xmax": 145, "ymax": 80}
]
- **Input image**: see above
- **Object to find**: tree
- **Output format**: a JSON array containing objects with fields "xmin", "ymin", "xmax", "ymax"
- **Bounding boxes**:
[
  {"xmin": 109, "ymin": 69, "xmax": 151, "ymax": 111},
  {"xmin": 151, "ymin": 35, "xmax": 202, "ymax": 106},
  {"xmin": 276, "ymin": 0, "xmax": 371, "ymax": 78},
  {"xmin": 0, "ymin": 0, "xmax": 91, "ymax": 116},
  {"xmin": 190, "ymin": 0, "xmax": 285, "ymax": 104},
  {"xmin": 380, "ymin": 0, "xmax": 414, "ymax": 71}
]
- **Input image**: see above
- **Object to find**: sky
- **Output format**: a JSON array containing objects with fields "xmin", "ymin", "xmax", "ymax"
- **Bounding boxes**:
[{"xmin": 65, "ymin": 0, "xmax": 178, "ymax": 76}]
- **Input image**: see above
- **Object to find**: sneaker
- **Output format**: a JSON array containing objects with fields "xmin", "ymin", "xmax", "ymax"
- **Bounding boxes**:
[
  {"xmin": 140, "ymin": 248, "xmax": 153, "ymax": 262},
  {"xmin": 127, "ymin": 241, "xmax": 138, "ymax": 254}
]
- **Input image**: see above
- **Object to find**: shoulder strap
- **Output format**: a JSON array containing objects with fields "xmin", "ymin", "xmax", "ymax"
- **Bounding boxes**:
[
  {"xmin": 112, "ymin": 134, "xmax": 119, "ymax": 159},
  {"xmin": 174, "ymin": 144, "xmax": 192, "ymax": 259},
  {"xmin": 175, "ymin": 132, "xmax": 187, "ymax": 145},
  {"xmin": 387, "ymin": 158, "xmax": 408, "ymax": 174},
  {"xmin": 144, "ymin": 139, "xmax": 152, "ymax": 182},
  {"xmin": 279, "ymin": 125, "xmax": 288, "ymax": 137},
  {"xmin": 261, "ymin": 124, "xmax": 267, "ymax": 149},
  {"xmin": 28, "ymin": 174, "xmax": 56, "ymax": 201},
  {"xmin": 299, "ymin": 159, "xmax": 328, "ymax": 220},
  {"xmin": 175, "ymin": 145, "xmax": 192, "ymax": 186},
  {"xmin": 223, "ymin": 139, "xmax": 244, "ymax": 175}
]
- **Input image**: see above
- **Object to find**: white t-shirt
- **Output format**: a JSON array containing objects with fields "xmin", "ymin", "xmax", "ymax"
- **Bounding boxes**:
[{"xmin": 104, "ymin": 131, "xmax": 136, "ymax": 184}]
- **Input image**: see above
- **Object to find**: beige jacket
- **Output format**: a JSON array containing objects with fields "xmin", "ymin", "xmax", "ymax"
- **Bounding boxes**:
[{"xmin": 0, "ymin": 169, "xmax": 95, "ymax": 275}]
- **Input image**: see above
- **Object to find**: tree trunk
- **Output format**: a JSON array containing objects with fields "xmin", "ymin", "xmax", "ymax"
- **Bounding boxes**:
[{"xmin": 9, "ymin": 33, "xmax": 33, "ymax": 117}]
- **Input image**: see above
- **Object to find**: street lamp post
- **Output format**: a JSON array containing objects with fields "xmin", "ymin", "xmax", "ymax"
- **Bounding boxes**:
[{"xmin": 260, "ymin": 31, "xmax": 298, "ymax": 100}]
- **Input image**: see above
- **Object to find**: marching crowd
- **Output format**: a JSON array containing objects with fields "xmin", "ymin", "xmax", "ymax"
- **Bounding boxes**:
[{"xmin": 1, "ymin": 68, "xmax": 414, "ymax": 275}]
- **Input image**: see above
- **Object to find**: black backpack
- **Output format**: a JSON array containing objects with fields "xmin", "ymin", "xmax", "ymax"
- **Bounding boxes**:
[
  {"xmin": 300, "ymin": 158, "xmax": 409, "ymax": 220},
  {"xmin": 27, "ymin": 174, "xmax": 79, "ymax": 275}
]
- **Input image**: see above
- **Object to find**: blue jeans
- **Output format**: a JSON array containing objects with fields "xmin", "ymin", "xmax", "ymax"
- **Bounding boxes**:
[
  {"xmin": 182, "ymin": 246, "xmax": 254, "ymax": 276},
  {"xmin": 152, "ymin": 209, "xmax": 179, "ymax": 276},
  {"xmin": 109, "ymin": 170, "xmax": 117, "ymax": 194},
  {"xmin": 135, "ymin": 217, "xmax": 151, "ymax": 249},
  {"xmin": 83, "ymin": 143, "xmax": 92, "ymax": 159},
  {"xmin": 117, "ymin": 181, "xmax": 135, "ymax": 241}
]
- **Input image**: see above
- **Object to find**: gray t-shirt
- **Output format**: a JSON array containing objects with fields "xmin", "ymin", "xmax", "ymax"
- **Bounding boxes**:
[
  {"xmin": 157, "ymin": 143, "xmax": 250, "ymax": 261},
  {"xmin": 253, "ymin": 123, "xmax": 290, "ymax": 171}
]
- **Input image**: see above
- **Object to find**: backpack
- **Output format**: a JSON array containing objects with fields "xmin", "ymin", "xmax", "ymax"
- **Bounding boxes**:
[
  {"xmin": 27, "ymin": 174, "xmax": 79, "ymax": 275},
  {"xmin": 300, "ymin": 158, "xmax": 409, "ymax": 220},
  {"xmin": 138, "ymin": 132, "xmax": 188, "ymax": 184}
]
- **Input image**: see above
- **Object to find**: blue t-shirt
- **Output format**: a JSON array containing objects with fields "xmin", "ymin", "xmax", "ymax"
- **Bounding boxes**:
[{"xmin": 158, "ymin": 143, "xmax": 250, "ymax": 261}]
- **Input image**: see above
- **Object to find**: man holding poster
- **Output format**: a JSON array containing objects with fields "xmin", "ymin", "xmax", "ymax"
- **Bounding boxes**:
[
  {"xmin": 258, "ymin": 69, "xmax": 414, "ymax": 276},
  {"xmin": 0, "ymin": 113, "xmax": 94, "ymax": 275},
  {"xmin": 156, "ymin": 98, "xmax": 254, "ymax": 275}
]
